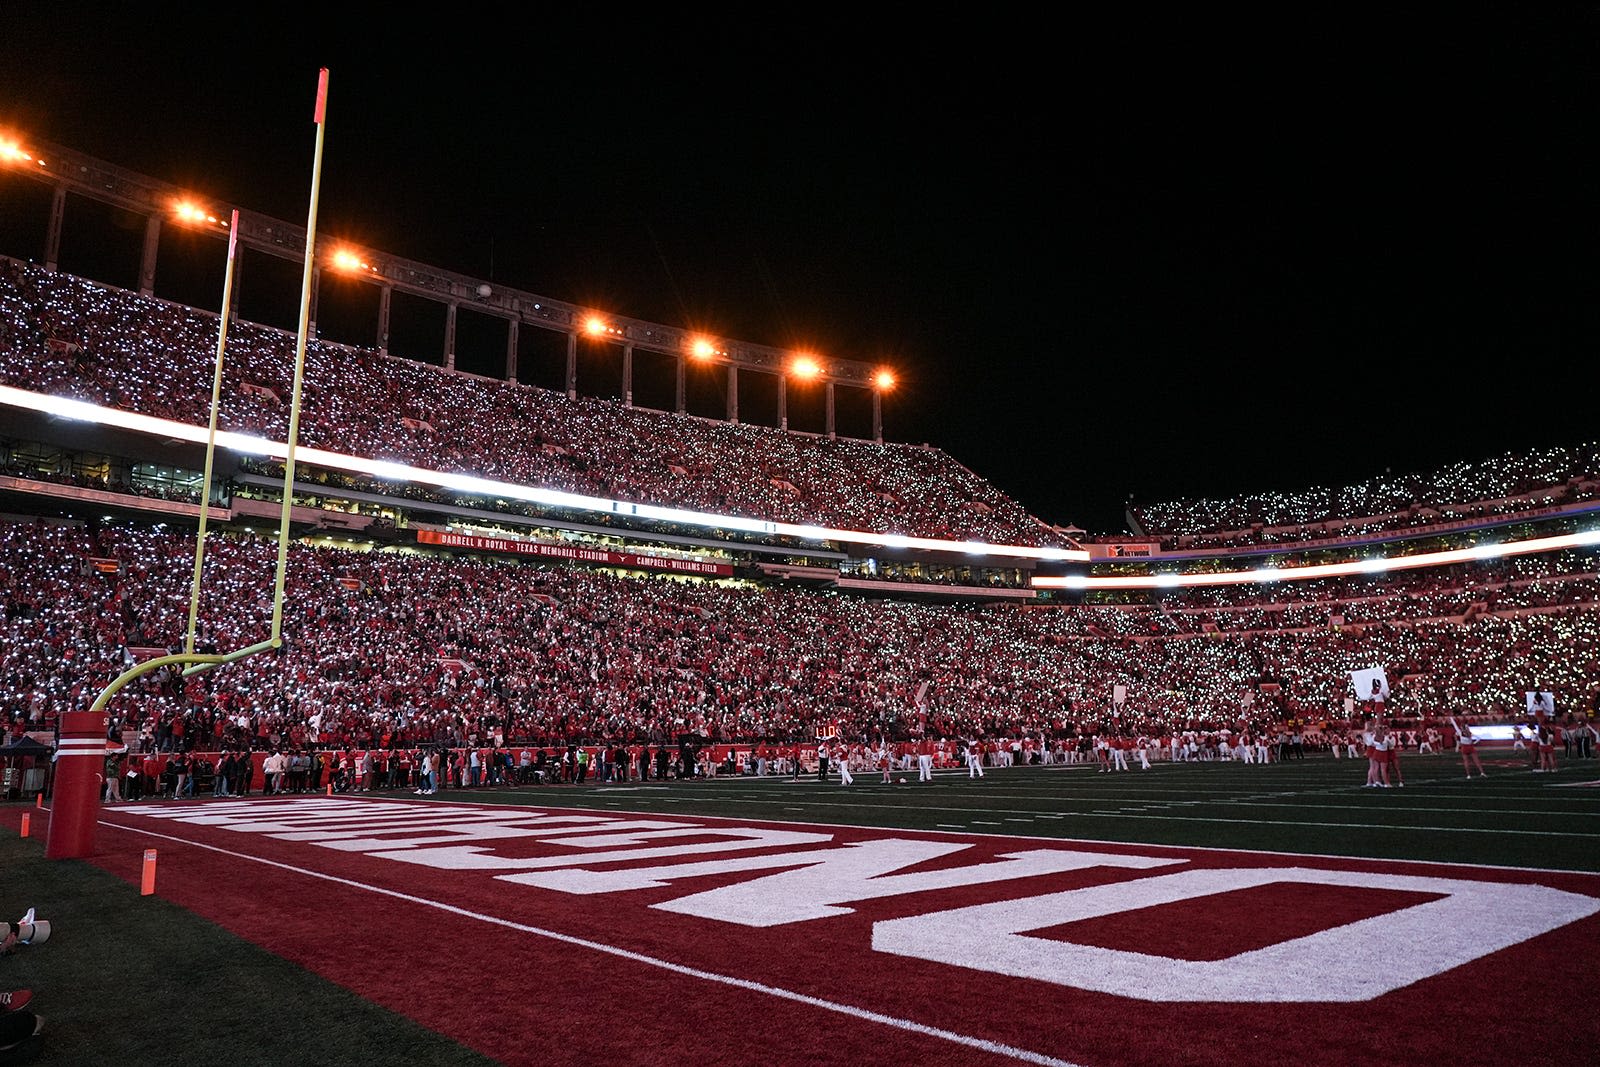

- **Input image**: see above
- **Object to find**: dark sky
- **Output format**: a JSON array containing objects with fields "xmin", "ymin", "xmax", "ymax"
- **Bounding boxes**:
[{"xmin": 4, "ymin": 7, "xmax": 1600, "ymax": 534}]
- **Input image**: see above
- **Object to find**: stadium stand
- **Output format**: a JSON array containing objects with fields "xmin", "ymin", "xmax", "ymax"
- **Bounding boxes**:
[
  {"xmin": 3, "ymin": 518, "xmax": 1596, "ymax": 769},
  {"xmin": 1, "ymin": 155, "xmax": 1597, "ymax": 796},
  {"xmin": 1128, "ymin": 443, "xmax": 1600, "ymax": 547},
  {"xmin": 0, "ymin": 260, "xmax": 1062, "ymax": 548}
]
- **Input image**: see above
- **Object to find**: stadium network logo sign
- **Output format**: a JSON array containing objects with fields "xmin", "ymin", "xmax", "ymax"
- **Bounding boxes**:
[{"xmin": 1087, "ymin": 543, "xmax": 1158, "ymax": 559}]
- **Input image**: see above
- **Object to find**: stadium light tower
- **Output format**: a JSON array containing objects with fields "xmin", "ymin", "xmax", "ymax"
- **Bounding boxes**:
[
  {"xmin": 575, "ymin": 313, "xmax": 627, "ymax": 401},
  {"xmin": 779, "ymin": 354, "xmax": 821, "ymax": 431},
  {"xmin": 873, "ymin": 369, "xmax": 895, "ymax": 443},
  {"xmin": 688, "ymin": 336, "xmax": 740, "ymax": 422},
  {"xmin": 169, "ymin": 197, "xmax": 235, "ymax": 305}
]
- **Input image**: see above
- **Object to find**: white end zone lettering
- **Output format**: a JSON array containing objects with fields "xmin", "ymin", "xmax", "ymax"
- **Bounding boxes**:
[
  {"xmin": 504, "ymin": 839, "xmax": 1180, "ymax": 925},
  {"xmin": 109, "ymin": 798, "xmax": 1600, "ymax": 1007},
  {"xmin": 312, "ymin": 818, "xmax": 687, "ymax": 851},
  {"xmin": 872, "ymin": 866, "xmax": 1600, "ymax": 1002},
  {"xmin": 370, "ymin": 826, "xmax": 834, "ymax": 870}
]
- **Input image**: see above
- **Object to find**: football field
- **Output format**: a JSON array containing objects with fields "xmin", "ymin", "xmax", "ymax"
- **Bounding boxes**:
[{"xmin": 3, "ymin": 753, "xmax": 1598, "ymax": 1066}]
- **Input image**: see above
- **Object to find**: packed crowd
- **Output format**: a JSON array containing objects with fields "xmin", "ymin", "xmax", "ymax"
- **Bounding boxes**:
[
  {"xmin": 1144, "ymin": 550, "xmax": 1600, "ymax": 634},
  {"xmin": 0, "ymin": 260, "xmax": 1058, "ymax": 546},
  {"xmin": 3, "ymin": 519, "xmax": 1596, "ymax": 758},
  {"xmin": 1130, "ymin": 442, "xmax": 1600, "ymax": 543}
]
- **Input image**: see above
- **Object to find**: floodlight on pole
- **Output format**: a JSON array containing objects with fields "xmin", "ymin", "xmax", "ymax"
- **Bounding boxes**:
[
  {"xmin": 0, "ymin": 138, "xmax": 33, "ymax": 165},
  {"xmin": 172, "ymin": 199, "xmax": 230, "ymax": 232},
  {"xmin": 871, "ymin": 369, "xmax": 895, "ymax": 443},
  {"xmin": 329, "ymin": 246, "xmax": 375, "ymax": 275}
]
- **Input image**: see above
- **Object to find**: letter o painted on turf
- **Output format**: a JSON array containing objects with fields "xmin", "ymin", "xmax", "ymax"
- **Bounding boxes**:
[{"xmin": 872, "ymin": 867, "xmax": 1600, "ymax": 1002}]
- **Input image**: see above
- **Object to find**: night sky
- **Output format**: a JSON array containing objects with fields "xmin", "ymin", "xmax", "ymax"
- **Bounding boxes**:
[{"xmin": 4, "ymin": 8, "xmax": 1599, "ymax": 534}]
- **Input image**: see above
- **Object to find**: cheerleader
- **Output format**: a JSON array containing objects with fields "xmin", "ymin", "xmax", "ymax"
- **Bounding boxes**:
[
  {"xmin": 1536, "ymin": 724, "xmax": 1558, "ymax": 773},
  {"xmin": 1364, "ymin": 722, "xmax": 1390, "ymax": 787},
  {"xmin": 1451, "ymin": 716, "xmax": 1486, "ymax": 778}
]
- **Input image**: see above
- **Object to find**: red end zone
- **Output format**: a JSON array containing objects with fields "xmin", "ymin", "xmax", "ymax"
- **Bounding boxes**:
[{"xmin": 94, "ymin": 797, "xmax": 1600, "ymax": 1067}]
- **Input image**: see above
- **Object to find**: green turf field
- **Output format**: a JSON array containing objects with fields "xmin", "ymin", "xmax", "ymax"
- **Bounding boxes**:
[{"xmin": 444, "ymin": 753, "xmax": 1600, "ymax": 873}]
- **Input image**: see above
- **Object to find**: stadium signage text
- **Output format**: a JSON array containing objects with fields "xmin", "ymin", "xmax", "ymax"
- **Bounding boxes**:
[
  {"xmin": 1086, "ymin": 542, "xmax": 1158, "ymax": 559},
  {"xmin": 118, "ymin": 799, "xmax": 1599, "ymax": 1003},
  {"xmin": 416, "ymin": 529, "xmax": 733, "ymax": 576}
]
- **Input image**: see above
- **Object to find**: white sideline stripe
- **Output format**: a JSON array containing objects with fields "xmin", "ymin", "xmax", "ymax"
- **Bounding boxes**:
[
  {"xmin": 172, "ymin": 793, "xmax": 1600, "ymax": 876},
  {"xmin": 1079, "ymin": 813, "xmax": 1600, "ymax": 836},
  {"xmin": 98, "ymin": 818, "xmax": 1084, "ymax": 1067},
  {"xmin": 660, "ymin": 795, "xmax": 1600, "ymax": 836},
  {"xmin": 419, "ymin": 796, "xmax": 1598, "ymax": 877}
]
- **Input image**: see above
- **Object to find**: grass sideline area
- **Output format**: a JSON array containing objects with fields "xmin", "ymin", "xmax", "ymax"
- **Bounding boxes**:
[
  {"xmin": 0, "ymin": 830, "xmax": 496, "ymax": 1066},
  {"xmin": 2, "ymin": 751, "xmax": 1597, "ymax": 1065}
]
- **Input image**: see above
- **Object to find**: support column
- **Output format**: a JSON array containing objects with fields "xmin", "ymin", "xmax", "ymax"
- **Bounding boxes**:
[
  {"xmin": 45, "ymin": 185, "xmax": 65, "ymax": 272},
  {"xmin": 727, "ymin": 364, "xmax": 739, "ymax": 424},
  {"xmin": 308, "ymin": 266, "xmax": 322, "ymax": 340},
  {"xmin": 778, "ymin": 374, "xmax": 788, "ymax": 431},
  {"xmin": 138, "ymin": 215, "xmax": 161, "ymax": 298},
  {"xmin": 622, "ymin": 343, "xmax": 634, "ymax": 407},
  {"xmin": 377, "ymin": 284, "xmax": 392, "ymax": 356},
  {"xmin": 566, "ymin": 333, "xmax": 578, "ymax": 399},
  {"xmin": 825, "ymin": 381, "xmax": 836, "ymax": 439},
  {"xmin": 444, "ymin": 300, "xmax": 457, "ymax": 370},
  {"xmin": 675, "ymin": 356, "xmax": 686, "ymax": 415},
  {"xmin": 505, "ymin": 318, "xmax": 519, "ymax": 381},
  {"xmin": 873, "ymin": 388, "xmax": 884, "ymax": 443}
]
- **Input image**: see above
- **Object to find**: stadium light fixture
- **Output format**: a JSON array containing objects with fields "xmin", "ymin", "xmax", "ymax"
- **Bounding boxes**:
[
  {"xmin": 791, "ymin": 356, "xmax": 822, "ymax": 380},
  {"xmin": 690, "ymin": 338, "xmax": 717, "ymax": 361},
  {"xmin": 874, "ymin": 370, "xmax": 896, "ymax": 391},
  {"xmin": 172, "ymin": 199, "xmax": 229, "ymax": 232},
  {"xmin": 328, "ymin": 247, "xmax": 375, "ymax": 275},
  {"xmin": 0, "ymin": 137, "xmax": 35, "ymax": 166}
]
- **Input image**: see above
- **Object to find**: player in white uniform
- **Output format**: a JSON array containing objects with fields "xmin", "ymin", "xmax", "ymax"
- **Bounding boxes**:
[{"xmin": 965, "ymin": 739, "xmax": 985, "ymax": 778}]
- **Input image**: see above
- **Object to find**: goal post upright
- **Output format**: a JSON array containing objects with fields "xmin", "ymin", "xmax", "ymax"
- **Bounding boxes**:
[
  {"xmin": 270, "ymin": 65, "xmax": 331, "ymax": 644},
  {"xmin": 184, "ymin": 208, "xmax": 241, "ymax": 656},
  {"xmin": 59, "ymin": 72, "xmax": 334, "ymax": 859}
]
